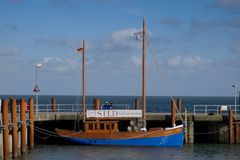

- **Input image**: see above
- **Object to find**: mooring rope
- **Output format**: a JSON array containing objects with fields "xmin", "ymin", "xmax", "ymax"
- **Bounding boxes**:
[
  {"xmin": 192, "ymin": 125, "xmax": 234, "ymax": 135},
  {"xmin": 34, "ymin": 124, "xmax": 82, "ymax": 137}
]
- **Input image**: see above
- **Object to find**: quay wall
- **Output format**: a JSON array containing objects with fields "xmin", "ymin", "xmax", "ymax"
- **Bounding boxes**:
[{"xmin": 34, "ymin": 112, "xmax": 240, "ymax": 144}]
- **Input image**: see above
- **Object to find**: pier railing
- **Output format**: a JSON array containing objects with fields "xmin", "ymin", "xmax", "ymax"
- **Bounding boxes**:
[
  {"xmin": 36, "ymin": 103, "xmax": 131, "ymax": 113},
  {"xmin": 11, "ymin": 104, "xmax": 132, "ymax": 121},
  {"xmin": 193, "ymin": 105, "xmax": 240, "ymax": 116}
]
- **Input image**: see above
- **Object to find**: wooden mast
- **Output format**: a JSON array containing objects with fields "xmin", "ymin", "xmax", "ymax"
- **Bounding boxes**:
[
  {"xmin": 142, "ymin": 17, "xmax": 146, "ymax": 124},
  {"xmin": 82, "ymin": 40, "xmax": 86, "ymax": 123}
]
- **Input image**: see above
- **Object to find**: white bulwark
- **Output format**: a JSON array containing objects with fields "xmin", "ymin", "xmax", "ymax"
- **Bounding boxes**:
[{"xmin": 86, "ymin": 110, "xmax": 142, "ymax": 118}]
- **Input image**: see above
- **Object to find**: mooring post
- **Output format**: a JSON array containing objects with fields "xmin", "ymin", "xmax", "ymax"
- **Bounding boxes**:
[
  {"xmin": 28, "ymin": 97, "xmax": 34, "ymax": 148},
  {"xmin": 2, "ymin": 99, "xmax": 9, "ymax": 160},
  {"xmin": 96, "ymin": 98, "xmax": 101, "ymax": 110},
  {"xmin": 11, "ymin": 98, "xmax": 18, "ymax": 158},
  {"xmin": 94, "ymin": 98, "xmax": 100, "ymax": 110},
  {"xmin": 52, "ymin": 97, "xmax": 56, "ymax": 112},
  {"xmin": 93, "ymin": 98, "xmax": 96, "ymax": 109},
  {"xmin": 236, "ymin": 124, "xmax": 239, "ymax": 144},
  {"xmin": 184, "ymin": 108, "xmax": 188, "ymax": 144},
  {"xmin": 229, "ymin": 109, "xmax": 234, "ymax": 144},
  {"xmin": 171, "ymin": 99, "xmax": 176, "ymax": 126},
  {"xmin": 177, "ymin": 98, "xmax": 182, "ymax": 113},
  {"xmin": 135, "ymin": 97, "xmax": 139, "ymax": 110},
  {"xmin": 20, "ymin": 99, "xmax": 27, "ymax": 153}
]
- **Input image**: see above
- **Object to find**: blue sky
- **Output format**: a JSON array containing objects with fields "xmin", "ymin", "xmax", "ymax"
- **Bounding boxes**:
[{"xmin": 0, "ymin": 0, "xmax": 240, "ymax": 96}]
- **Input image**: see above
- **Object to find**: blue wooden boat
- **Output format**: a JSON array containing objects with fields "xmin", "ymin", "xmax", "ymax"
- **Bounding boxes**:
[{"xmin": 56, "ymin": 124, "xmax": 184, "ymax": 147}]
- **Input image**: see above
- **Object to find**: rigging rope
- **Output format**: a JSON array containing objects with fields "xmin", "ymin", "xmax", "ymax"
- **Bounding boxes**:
[
  {"xmin": 147, "ymin": 35, "xmax": 184, "ymax": 122},
  {"xmin": 73, "ymin": 53, "xmax": 82, "ymax": 131}
]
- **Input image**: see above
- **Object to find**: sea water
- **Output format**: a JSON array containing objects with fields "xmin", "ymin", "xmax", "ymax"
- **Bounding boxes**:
[
  {"xmin": 19, "ymin": 144, "xmax": 240, "ymax": 160},
  {"xmin": 0, "ymin": 95, "xmax": 235, "ymax": 112}
]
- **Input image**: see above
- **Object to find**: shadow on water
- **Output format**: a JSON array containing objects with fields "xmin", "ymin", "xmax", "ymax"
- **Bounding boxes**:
[{"xmin": 15, "ymin": 144, "xmax": 240, "ymax": 160}]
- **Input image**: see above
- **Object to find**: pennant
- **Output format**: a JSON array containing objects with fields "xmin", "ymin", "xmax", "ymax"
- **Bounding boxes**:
[
  {"xmin": 133, "ymin": 31, "xmax": 143, "ymax": 40},
  {"xmin": 76, "ymin": 47, "xmax": 83, "ymax": 53}
]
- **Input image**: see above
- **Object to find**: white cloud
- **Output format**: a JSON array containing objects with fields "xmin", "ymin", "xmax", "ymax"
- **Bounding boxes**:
[
  {"xmin": 167, "ymin": 55, "xmax": 212, "ymax": 67},
  {"xmin": 160, "ymin": 17, "xmax": 183, "ymax": 27},
  {"xmin": 0, "ymin": 24, "xmax": 19, "ymax": 33},
  {"xmin": 167, "ymin": 56, "xmax": 181, "ymax": 67},
  {"xmin": 34, "ymin": 37, "xmax": 80, "ymax": 48},
  {"xmin": 120, "ymin": 8, "xmax": 143, "ymax": 16},
  {"xmin": 38, "ymin": 56, "xmax": 80, "ymax": 73},
  {"xmin": 102, "ymin": 28, "xmax": 141, "ymax": 52},
  {"xmin": 0, "ymin": 47, "xmax": 21, "ymax": 56},
  {"xmin": 48, "ymin": 0, "xmax": 80, "ymax": 8},
  {"xmin": 111, "ymin": 28, "xmax": 138, "ymax": 42},
  {"xmin": 90, "ymin": 28, "xmax": 155, "ymax": 54},
  {"xmin": 214, "ymin": 0, "xmax": 240, "ymax": 9},
  {"xmin": 230, "ymin": 40, "xmax": 240, "ymax": 55},
  {"xmin": 131, "ymin": 55, "xmax": 141, "ymax": 67}
]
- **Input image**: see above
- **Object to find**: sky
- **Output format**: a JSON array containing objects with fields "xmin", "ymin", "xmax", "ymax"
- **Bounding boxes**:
[{"xmin": 0, "ymin": 0, "xmax": 240, "ymax": 96}]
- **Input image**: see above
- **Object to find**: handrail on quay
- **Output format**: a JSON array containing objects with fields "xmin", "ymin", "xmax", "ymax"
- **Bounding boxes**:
[
  {"xmin": 36, "ymin": 103, "xmax": 131, "ymax": 113},
  {"xmin": 193, "ymin": 104, "xmax": 240, "ymax": 116},
  {"xmin": 11, "ymin": 103, "xmax": 240, "ymax": 121}
]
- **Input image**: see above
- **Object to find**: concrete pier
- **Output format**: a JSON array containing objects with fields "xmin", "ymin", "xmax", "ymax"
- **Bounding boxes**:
[{"xmin": 30, "ymin": 111, "xmax": 240, "ymax": 144}]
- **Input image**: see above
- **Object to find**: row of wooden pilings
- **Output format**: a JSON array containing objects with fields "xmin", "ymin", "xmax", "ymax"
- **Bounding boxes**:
[{"xmin": 1, "ymin": 97, "xmax": 34, "ymax": 160}]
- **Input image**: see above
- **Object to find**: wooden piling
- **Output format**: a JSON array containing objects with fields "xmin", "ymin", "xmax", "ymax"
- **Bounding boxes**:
[
  {"xmin": 171, "ymin": 99, "xmax": 176, "ymax": 126},
  {"xmin": 2, "ymin": 99, "xmax": 9, "ymax": 160},
  {"xmin": 236, "ymin": 124, "xmax": 239, "ymax": 144},
  {"xmin": 177, "ymin": 98, "xmax": 182, "ymax": 113},
  {"xmin": 93, "ymin": 98, "xmax": 96, "ymax": 109},
  {"xmin": 20, "ymin": 99, "xmax": 27, "ymax": 153},
  {"xmin": 28, "ymin": 97, "xmax": 34, "ymax": 148},
  {"xmin": 52, "ymin": 97, "xmax": 56, "ymax": 112},
  {"xmin": 134, "ymin": 97, "xmax": 139, "ymax": 110},
  {"xmin": 184, "ymin": 108, "xmax": 188, "ymax": 144},
  {"xmin": 11, "ymin": 98, "xmax": 18, "ymax": 158},
  {"xmin": 229, "ymin": 109, "xmax": 234, "ymax": 144},
  {"xmin": 94, "ymin": 98, "xmax": 100, "ymax": 110}
]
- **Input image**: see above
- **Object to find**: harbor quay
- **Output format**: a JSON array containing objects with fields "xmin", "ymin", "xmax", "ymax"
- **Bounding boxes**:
[
  {"xmin": 34, "ymin": 111, "xmax": 240, "ymax": 144},
  {"xmin": 0, "ymin": 97, "xmax": 240, "ymax": 159}
]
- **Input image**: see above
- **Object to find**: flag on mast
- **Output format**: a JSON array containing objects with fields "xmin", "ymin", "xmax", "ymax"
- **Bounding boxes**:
[{"xmin": 76, "ymin": 47, "xmax": 83, "ymax": 53}]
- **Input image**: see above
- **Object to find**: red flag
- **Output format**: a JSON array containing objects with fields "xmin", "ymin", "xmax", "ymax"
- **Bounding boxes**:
[{"xmin": 76, "ymin": 47, "xmax": 83, "ymax": 53}]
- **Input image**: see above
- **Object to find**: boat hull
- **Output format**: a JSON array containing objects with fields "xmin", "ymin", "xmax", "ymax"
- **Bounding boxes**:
[{"xmin": 56, "ymin": 125, "xmax": 184, "ymax": 147}]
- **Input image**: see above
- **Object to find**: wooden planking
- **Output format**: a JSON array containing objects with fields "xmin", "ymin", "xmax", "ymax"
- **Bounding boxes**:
[{"xmin": 56, "ymin": 126, "xmax": 183, "ymax": 140}]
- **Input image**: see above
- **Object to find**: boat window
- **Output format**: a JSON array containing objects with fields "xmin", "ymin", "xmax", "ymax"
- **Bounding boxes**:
[
  {"xmin": 89, "ymin": 123, "xmax": 93, "ymax": 130},
  {"xmin": 106, "ymin": 124, "xmax": 110, "ymax": 130},
  {"xmin": 100, "ymin": 123, "xmax": 104, "ymax": 130}
]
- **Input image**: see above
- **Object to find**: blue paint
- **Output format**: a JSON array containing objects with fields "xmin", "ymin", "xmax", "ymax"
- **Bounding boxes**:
[{"xmin": 63, "ymin": 131, "xmax": 184, "ymax": 147}]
